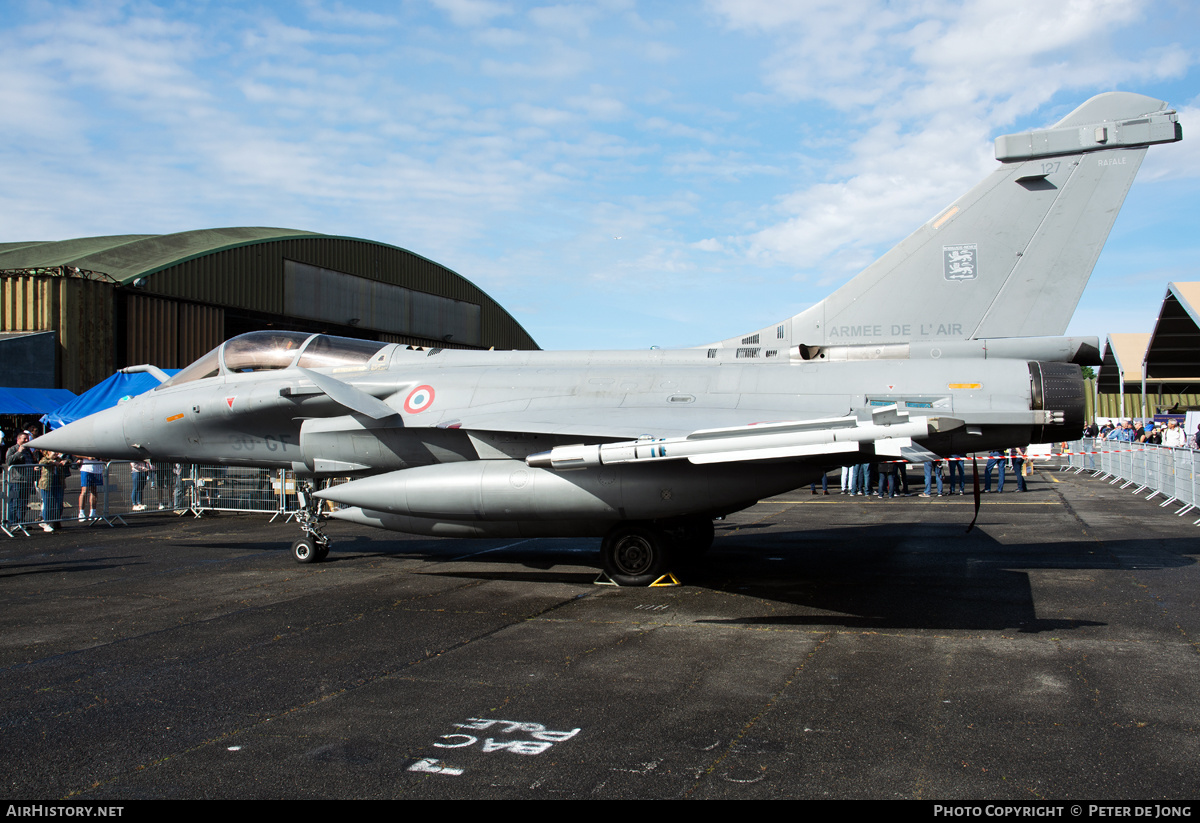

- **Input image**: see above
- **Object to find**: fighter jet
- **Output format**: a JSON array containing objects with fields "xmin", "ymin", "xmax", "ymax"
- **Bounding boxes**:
[{"xmin": 34, "ymin": 92, "xmax": 1182, "ymax": 585}]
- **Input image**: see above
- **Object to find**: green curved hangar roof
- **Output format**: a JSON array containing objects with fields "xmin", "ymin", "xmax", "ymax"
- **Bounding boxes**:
[
  {"xmin": 0, "ymin": 228, "xmax": 330, "ymax": 283},
  {"xmin": 0, "ymin": 226, "xmax": 539, "ymax": 353}
]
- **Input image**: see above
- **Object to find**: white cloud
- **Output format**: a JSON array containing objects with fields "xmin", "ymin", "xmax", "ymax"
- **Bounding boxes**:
[
  {"xmin": 708, "ymin": 0, "xmax": 1199, "ymax": 290},
  {"xmin": 711, "ymin": 0, "xmax": 917, "ymax": 107},
  {"xmin": 22, "ymin": 7, "xmax": 207, "ymax": 109},
  {"xmin": 472, "ymin": 26, "xmax": 529, "ymax": 47},
  {"xmin": 566, "ymin": 87, "xmax": 629, "ymax": 121},
  {"xmin": 528, "ymin": 4, "xmax": 598, "ymax": 38},
  {"xmin": 300, "ymin": 0, "xmax": 399, "ymax": 29},
  {"xmin": 480, "ymin": 45, "xmax": 592, "ymax": 79},
  {"xmin": 239, "ymin": 17, "xmax": 321, "ymax": 56},
  {"xmin": 639, "ymin": 116, "xmax": 722, "ymax": 144},
  {"xmin": 708, "ymin": 0, "xmax": 840, "ymax": 30},
  {"xmin": 0, "ymin": 65, "xmax": 85, "ymax": 142},
  {"xmin": 429, "ymin": 0, "xmax": 513, "ymax": 28},
  {"xmin": 512, "ymin": 103, "xmax": 578, "ymax": 128},
  {"xmin": 662, "ymin": 149, "xmax": 779, "ymax": 181},
  {"xmin": 638, "ymin": 41, "xmax": 679, "ymax": 62}
]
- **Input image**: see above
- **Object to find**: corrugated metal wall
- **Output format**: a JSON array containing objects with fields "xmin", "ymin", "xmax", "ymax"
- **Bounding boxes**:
[
  {"xmin": 125, "ymin": 294, "xmax": 224, "ymax": 369},
  {"xmin": 1, "ymin": 275, "xmax": 114, "ymax": 393},
  {"xmin": 1089, "ymin": 378, "xmax": 1200, "ymax": 421},
  {"xmin": 179, "ymin": 302, "xmax": 225, "ymax": 364},
  {"xmin": 125, "ymin": 293, "xmax": 176, "ymax": 368},
  {"xmin": 143, "ymin": 237, "xmax": 536, "ymax": 350}
]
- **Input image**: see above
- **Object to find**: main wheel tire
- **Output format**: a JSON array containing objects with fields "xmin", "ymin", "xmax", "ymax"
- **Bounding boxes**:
[
  {"xmin": 293, "ymin": 537, "xmax": 319, "ymax": 564},
  {"xmin": 602, "ymin": 524, "xmax": 672, "ymax": 586}
]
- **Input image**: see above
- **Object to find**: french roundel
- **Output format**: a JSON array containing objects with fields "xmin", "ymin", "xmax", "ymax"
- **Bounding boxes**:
[{"xmin": 403, "ymin": 385, "xmax": 436, "ymax": 414}]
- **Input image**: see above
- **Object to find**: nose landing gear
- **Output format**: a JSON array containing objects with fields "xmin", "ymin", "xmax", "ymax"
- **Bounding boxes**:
[{"xmin": 293, "ymin": 480, "xmax": 331, "ymax": 564}]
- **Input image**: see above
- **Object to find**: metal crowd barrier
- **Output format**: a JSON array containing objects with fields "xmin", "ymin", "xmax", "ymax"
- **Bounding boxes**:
[
  {"xmin": 1061, "ymin": 438, "xmax": 1200, "ymax": 524},
  {"xmin": 1, "ymin": 460, "xmax": 327, "ymax": 535}
]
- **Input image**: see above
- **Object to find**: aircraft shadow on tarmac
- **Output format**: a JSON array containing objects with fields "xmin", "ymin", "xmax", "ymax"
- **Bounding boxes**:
[
  {"xmin": 330, "ymin": 520, "xmax": 1196, "ymax": 634},
  {"xmin": 0, "ymin": 555, "xmax": 145, "ymax": 579},
  {"xmin": 688, "ymin": 521, "xmax": 1196, "ymax": 633}
]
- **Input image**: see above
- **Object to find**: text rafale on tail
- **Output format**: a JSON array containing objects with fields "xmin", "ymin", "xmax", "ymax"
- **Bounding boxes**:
[{"xmin": 35, "ymin": 92, "xmax": 1182, "ymax": 585}]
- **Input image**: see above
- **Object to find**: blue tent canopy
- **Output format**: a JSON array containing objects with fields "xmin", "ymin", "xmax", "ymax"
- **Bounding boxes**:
[
  {"xmin": 41, "ymin": 371, "xmax": 179, "ymax": 429},
  {"xmin": 0, "ymin": 387, "xmax": 77, "ymax": 415}
]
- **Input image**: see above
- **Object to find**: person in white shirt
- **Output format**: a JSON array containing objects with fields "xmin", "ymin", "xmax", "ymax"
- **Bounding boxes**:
[
  {"xmin": 1162, "ymin": 419, "xmax": 1187, "ymax": 448},
  {"xmin": 78, "ymin": 456, "xmax": 103, "ymax": 520}
]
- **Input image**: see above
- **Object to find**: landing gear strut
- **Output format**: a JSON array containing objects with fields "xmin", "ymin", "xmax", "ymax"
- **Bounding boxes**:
[
  {"xmin": 293, "ymin": 480, "xmax": 330, "ymax": 564},
  {"xmin": 664, "ymin": 516, "xmax": 715, "ymax": 560}
]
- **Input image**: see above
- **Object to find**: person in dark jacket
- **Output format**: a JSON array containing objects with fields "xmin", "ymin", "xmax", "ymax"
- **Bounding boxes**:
[{"xmin": 5, "ymin": 431, "xmax": 38, "ymax": 527}]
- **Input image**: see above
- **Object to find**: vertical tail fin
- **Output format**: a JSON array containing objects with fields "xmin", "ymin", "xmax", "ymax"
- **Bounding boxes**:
[{"xmin": 717, "ymin": 92, "xmax": 1181, "ymax": 353}]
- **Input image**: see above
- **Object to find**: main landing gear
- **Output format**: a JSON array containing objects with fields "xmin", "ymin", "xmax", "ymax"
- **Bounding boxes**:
[
  {"xmin": 292, "ymin": 480, "xmax": 331, "ymax": 564},
  {"xmin": 600, "ymin": 516, "xmax": 716, "ymax": 587}
]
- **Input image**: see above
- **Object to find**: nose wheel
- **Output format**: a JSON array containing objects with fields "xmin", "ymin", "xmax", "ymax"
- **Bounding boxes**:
[
  {"xmin": 293, "ymin": 480, "xmax": 331, "ymax": 564},
  {"xmin": 292, "ymin": 536, "xmax": 329, "ymax": 563}
]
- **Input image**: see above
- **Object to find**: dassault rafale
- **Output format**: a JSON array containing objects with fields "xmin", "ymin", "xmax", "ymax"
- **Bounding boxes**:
[{"xmin": 34, "ymin": 92, "xmax": 1182, "ymax": 585}]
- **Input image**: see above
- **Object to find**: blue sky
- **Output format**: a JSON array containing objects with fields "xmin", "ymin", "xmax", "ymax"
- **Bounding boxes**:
[{"xmin": 2, "ymin": 0, "xmax": 1198, "ymax": 351}]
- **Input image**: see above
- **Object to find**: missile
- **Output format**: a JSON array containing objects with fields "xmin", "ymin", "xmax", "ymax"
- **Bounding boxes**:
[{"xmin": 526, "ymin": 407, "xmax": 963, "ymax": 470}]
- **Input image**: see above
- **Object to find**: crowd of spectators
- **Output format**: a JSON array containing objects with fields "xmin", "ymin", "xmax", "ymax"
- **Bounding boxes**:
[{"xmin": 1083, "ymin": 418, "xmax": 1200, "ymax": 448}]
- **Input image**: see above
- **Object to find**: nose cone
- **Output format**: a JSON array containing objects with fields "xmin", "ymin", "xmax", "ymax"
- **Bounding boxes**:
[{"xmin": 31, "ymin": 405, "xmax": 134, "ymax": 459}]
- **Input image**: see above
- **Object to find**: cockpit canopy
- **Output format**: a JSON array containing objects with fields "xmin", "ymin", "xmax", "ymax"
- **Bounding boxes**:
[{"xmin": 156, "ymin": 331, "xmax": 390, "ymax": 390}]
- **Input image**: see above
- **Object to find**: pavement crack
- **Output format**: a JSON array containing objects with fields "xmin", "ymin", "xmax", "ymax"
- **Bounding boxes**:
[{"xmin": 683, "ymin": 629, "xmax": 834, "ymax": 798}]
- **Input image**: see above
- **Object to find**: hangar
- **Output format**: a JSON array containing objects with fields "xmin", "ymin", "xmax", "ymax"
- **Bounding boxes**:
[
  {"xmin": 1095, "ymin": 282, "xmax": 1200, "ymax": 419},
  {"xmin": 0, "ymin": 228, "xmax": 538, "ymax": 392}
]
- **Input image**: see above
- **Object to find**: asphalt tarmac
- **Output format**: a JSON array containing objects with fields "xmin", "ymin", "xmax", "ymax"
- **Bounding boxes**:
[{"xmin": 2, "ymin": 467, "xmax": 1198, "ymax": 800}]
